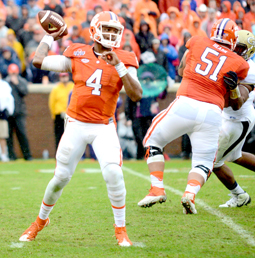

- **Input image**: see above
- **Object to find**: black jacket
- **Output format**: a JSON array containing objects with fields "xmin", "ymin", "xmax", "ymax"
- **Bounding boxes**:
[{"xmin": 5, "ymin": 76, "xmax": 28, "ymax": 116}]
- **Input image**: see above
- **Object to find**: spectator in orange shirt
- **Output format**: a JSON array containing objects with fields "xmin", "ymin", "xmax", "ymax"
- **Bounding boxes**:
[
  {"xmin": 233, "ymin": 0, "xmax": 242, "ymax": 14},
  {"xmin": 158, "ymin": 7, "xmax": 184, "ymax": 39},
  {"xmin": 244, "ymin": 1, "xmax": 255, "ymax": 28},
  {"xmin": 71, "ymin": 0, "xmax": 86, "ymax": 22},
  {"xmin": 158, "ymin": 0, "xmax": 180, "ymax": 14},
  {"xmin": 134, "ymin": 0, "xmax": 160, "ymax": 36},
  {"xmin": 236, "ymin": 7, "xmax": 252, "ymax": 32},
  {"xmin": 134, "ymin": 9, "xmax": 157, "ymax": 37},
  {"xmin": 64, "ymin": 7, "xmax": 82, "ymax": 31},
  {"xmin": 84, "ymin": 0, "xmax": 109, "ymax": 12},
  {"xmin": 218, "ymin": 1, "xmax": 236, "ymax": 21},
  {"xmin": 188, "ymin": 15, "xmax": 208, "ymax": 37},
  {"xmin": 180, "ymin": 0, "xmax": 199, "ymax": 29}
]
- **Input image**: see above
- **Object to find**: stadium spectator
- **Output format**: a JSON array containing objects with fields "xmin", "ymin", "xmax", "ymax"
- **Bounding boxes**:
[
  {"xmin": 218, "ymin": 1, "xmax": 236, "ymax": 20},
  {"xmin": 158, "ymin": 0, "xmax": 180, "ymax": 13},
  {"xmin": 158, "ymin": 7, "xmax": 183, "ymax": 40},
  {"xmin": 244, "ymin": 0, "xmax": 252, "ymax": 13},
  {"xmin": 148, "ymin": 38, "xmax": 169, "ymax": 73},
  {"xmin": 94, "ymin": 5, "xmax": 104, "ymax": 14},
  {"xmin": 135, "ymin": 20, "xmax": 155, "ymax": 53},
  {"xmin": 134, "ymin": 0, "xmax": 160, "ymax": 37},
  {"xmin": 244, "ymin": 1, "xmax": 255, "ymax": 28},
  {"xmin": 20, "ymin": 4, "xmax": 29, "ymax": 20},
  {"xmin": 197, "ymin": 4, "xmax": 208, "ymax": 22},
  {"xmin": 70, "ymin": 0, "xmax": 86, "ymax": 22},
  {"xmin": 188, "ymin": 16, "xmax": 208, "ymax": 37},
  {"xmin": 159, "ymin": 34, "xmax": 178, "ymax": 80},
  {"xmin": 180, "ymin": 0, "xmax": 199, "ymax": 29},
  {"xmin": 84, "ymin": 0, "xmax": 109, "ymax": 12},
  {"xmin": 17, "ymin": 17, "xmax": 36, "ymax": 48},
  {"xmin": 5, "ymin": 63, "xmax": 33, "ymax": 161},
  {"xmin": 5, "ymin": 4, "xmax": 26, "ymax": 35},
  {"xmin": 0, "ymin": 15, "xmax": 8, "ymax": 39},
  {"xmin": 67, "ymin": 25, "xmax": 85, "ymax": 44},
  {"xmin": 233, "ymin": 0, "xmax": 242, "ymax": 13},
  {"xmin": 64, "ymin": 7, "xmax": 81, "ymax": 30},
  {"xmin": 27, "ymin": 0, "xmax": 42, "ymax": 18},
  {"xmin": 236, "ymin": 7, "xmax": 252, "ymax": 31},
  {"xmin": 81, "ymin": 10, "xmax": 95, "ymax": 29},
  {"xmin": 201, "ymin": 8, "xmax": 217, "ymax": 37},
  {"xmin": 118, "ymin": 4, "xmax": 134, "ymax": 32},
  {"xmin": 0, "ymin": 46, "xmax": 21, "ymax": 78},
  {"xmin": 44, "ymin": 0, "xmax": 64, "ymax": 17},
  {"xmin": 49, "ymin": 72, "xmax": 73, "ymax": 151},
  {"xmin": 0, "ymin": 71, "xmax": 14, "ymax": 162},
  {"xmin": 25, "ymin": 24, "xmax": 45, "ymax": 59},
  {"xmin": 180, "ymin": 0, "xmax": 197, "ymax": 12},
  {"xmin": 6, "ymin": 29, "xmax": 26, "ymax": 74}
]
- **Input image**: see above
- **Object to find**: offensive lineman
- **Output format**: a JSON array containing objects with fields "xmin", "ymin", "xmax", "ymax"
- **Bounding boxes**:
[
  {"xmin": 19, "ymin": 11, "xmax": 142, "ymax": 246},
  {"xmin": 138, "ymin": 18, "xmax": 249, "ymax": 214}
]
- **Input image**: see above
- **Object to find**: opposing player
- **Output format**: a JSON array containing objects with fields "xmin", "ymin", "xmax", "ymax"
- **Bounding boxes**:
[
  {"xmin": 138, "ymin": 18, "xmax": 249, "ymax": 214},
  {"xmin": 213, "ymin": 30, "xmax": 255, "ymax": 208},
  {"xmin": 19, "ymin": 11, "xmax": 142, "ymax": 246}
]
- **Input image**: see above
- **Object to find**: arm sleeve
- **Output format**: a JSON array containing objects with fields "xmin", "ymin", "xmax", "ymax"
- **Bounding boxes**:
[
  {"xmin": 127, "ymin": 66, "xmax": 140, "ymax": 84},
  {"xmin": 41, "ymin": 55, "xmax": 72, "ymax": 72}
]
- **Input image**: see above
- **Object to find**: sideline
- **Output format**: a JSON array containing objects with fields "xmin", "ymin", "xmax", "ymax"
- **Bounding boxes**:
[{"xmin": 122, "ymin": 166, "xmax": 255, "ymax": 247}]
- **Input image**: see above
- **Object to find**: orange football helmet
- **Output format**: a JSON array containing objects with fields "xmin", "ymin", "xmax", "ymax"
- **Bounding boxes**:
[
  {"xmin": 90, "ymin": 11, "xmax": 124, "ymax": 48},
  {"xmin": 210, "ymin": 18, "xmax": 239, "ymax": 50}
]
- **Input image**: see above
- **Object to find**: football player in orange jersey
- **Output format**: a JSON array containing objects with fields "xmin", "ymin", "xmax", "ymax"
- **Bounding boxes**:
[
  {"xmin": 19, "ymin": 11, "xmax": 142, "ymax": 246},
  {"xmin": 138, "ymin": 18, "xmax": 250, "ymax": 214}
]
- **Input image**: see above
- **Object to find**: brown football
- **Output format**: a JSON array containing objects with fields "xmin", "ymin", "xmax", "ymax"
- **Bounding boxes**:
[{"xmin": 38, "ymin": 10, "xmax": 68, "ymax": 36}]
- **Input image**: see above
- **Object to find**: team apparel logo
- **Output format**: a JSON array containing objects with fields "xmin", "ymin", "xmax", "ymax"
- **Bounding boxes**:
[{"xmin": 73, "ymin": 49, "xmax": 85, "ymax": 56}]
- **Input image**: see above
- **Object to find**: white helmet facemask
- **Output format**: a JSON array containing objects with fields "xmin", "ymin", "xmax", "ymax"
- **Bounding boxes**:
[{"xmin": 94, "ymin": 22, "xmax": 124, "ymax": 48}]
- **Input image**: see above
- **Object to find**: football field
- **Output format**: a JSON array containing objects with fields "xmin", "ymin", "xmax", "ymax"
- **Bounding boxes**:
[{"xmin": 1, "ymin": 159, "xmax": 255, "ymax": 258}]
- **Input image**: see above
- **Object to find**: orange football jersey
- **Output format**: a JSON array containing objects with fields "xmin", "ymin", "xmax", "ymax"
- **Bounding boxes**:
[
  {"xmin": 63, "ymin": 44, "xmax": 139, "ymax": 124},
  {"xmin": 177, "ymin": 36, "xmax": 249, "ymax": 110}
]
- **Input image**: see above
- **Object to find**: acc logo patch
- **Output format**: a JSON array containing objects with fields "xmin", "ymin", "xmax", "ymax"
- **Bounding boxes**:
[
  {"xmin": 74, "ymin": 49, "xmax": 85, "ymax": 56},
  {"xmin": 247, "ymin": 37, "xmax": 255, "ymax": 46},
  {"xmin": 81, "ymin": 58, "xmax": 90, "ymax": 63}
]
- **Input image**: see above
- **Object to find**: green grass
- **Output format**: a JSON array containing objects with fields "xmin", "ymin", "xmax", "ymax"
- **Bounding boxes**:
[{"xmin": 1, "ymin": 159, "xmax": 255, "ymax": 257}]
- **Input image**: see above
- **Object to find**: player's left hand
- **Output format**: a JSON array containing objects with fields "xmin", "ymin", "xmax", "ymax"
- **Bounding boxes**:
[
  {"xmin": 223, "ymin": 71, "xmax": 238, "ymax": 90},
  {"xmin": 101, "ymin": 51, "xmax": 120, "ymax": 66}
]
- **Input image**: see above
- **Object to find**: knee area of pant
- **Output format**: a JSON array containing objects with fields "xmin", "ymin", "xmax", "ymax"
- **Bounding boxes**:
[
  {"xmin": 102, "ymin": 164, "xmax": 123, "ymax": 184},
  {"xmin": 145, "ymin": 146, "xmax": 164, "ymax": 164},
  {"xmin": 190, "ymin": 165, "xmax": 211, "ymax": 182}
]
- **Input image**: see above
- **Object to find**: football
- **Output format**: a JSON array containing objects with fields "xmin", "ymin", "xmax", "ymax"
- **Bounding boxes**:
[{"xmin": 38, "ymin": 10, "xmax": 68, "ymax": 36}]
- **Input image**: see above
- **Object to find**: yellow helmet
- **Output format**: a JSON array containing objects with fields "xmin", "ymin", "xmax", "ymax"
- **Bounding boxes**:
[{"xmin": 234, "ymin": 30, "xmax": 255, "ymax": 60}]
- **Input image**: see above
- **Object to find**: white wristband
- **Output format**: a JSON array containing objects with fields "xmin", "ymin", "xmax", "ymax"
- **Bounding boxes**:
[
  {"xmin": 41, "ymin": 35, "xmax": 54, "ymax": 48},
  {"xmin": 115, "ymin": 62, "xmax": 128, "ymax": 78},
  {"xmin": 230, "ymin": 87, "xmax": 241, "ymax": 99}
]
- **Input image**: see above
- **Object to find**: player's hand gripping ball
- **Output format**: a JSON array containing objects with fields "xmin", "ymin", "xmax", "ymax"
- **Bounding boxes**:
[{"xmin": 38, "ymin": 10, "xmax": 68, "ymax": 37}]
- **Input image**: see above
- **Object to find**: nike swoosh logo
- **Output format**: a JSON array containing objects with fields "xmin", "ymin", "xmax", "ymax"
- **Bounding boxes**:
[{"xmin": 68, "ymin": 120, "xmax": 75, "ymax": 123}]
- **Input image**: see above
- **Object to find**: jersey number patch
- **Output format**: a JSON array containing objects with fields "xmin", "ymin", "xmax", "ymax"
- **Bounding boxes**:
[
  {"xmin": 86, "ymin": 69, "xmax": 103, "ymax": 95},
  {"xmin": 195, "ymin": 47, "xmax": 227, "ymax": 82}
]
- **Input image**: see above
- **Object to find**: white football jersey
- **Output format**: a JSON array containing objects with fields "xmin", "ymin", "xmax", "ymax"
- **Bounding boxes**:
[{"xmin": 222, "ymin": 59, "xmax": 255, "ymax": 122}]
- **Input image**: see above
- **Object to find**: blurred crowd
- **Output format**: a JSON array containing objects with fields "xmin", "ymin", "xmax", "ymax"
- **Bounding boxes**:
[
  {"xmin": 1, "ymin": 0, "xmax": 255, "ymax": 160},
  {"xmin": 0, "ymin": 0, "xmax": 255, "ymax": 84}
]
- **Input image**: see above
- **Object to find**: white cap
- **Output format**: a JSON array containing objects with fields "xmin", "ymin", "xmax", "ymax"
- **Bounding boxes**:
[{"xmin": 199, "ymin": 4, "xmax": 207, "ymax": 12}]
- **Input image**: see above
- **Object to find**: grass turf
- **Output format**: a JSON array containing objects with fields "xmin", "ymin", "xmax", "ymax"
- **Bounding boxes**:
[{"xmin": 0, "ymin": 159, "xmax": 255, "ymax": 257}]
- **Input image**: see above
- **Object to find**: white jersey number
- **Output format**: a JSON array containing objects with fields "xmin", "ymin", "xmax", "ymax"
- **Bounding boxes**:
[
  {"xmin": 86, "ymin": 69, "xmax": 103, "ymax": 95},
  {"xmin": 195, "ymin": 47, "xmax": 227, "ymax": 82}
]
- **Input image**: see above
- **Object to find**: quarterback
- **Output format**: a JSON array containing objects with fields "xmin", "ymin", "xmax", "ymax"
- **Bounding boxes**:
[
  {"xmin": 138, "ymin": 18, "xmax": 249, "ymax": 214},
  {"xmin": 213, "ymin": 30, "xmax": 255, "ymax": 208},
  {"xmin": 19, "ymin": 11, "xmax": 142, "ymax": 246}
]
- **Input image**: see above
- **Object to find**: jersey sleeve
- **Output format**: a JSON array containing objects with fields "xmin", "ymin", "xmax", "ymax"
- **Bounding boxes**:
[{"xmin": 114, "ymin": 49, "xmax": 139, "ymax": 69}]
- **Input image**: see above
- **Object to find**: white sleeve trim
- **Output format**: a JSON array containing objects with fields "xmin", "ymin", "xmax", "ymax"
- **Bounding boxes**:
[
  {"xmin": 41, "ymin": 55, "xmax": 72, "ymax": 73},
  {"xmin": 127, "ymin": 66, "xmax": 140, "ymax": 83}
]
